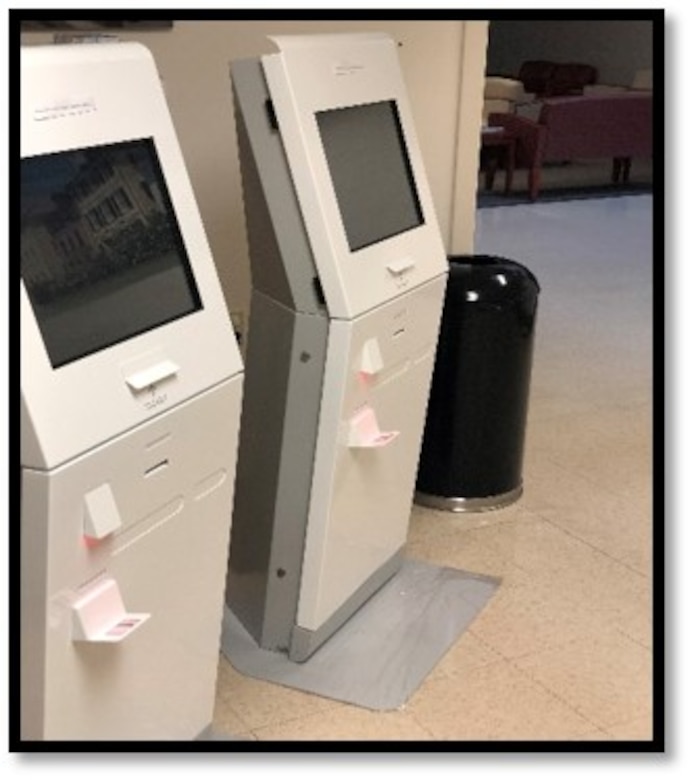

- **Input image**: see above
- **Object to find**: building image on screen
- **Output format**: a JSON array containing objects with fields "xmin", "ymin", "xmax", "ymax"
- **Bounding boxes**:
[
  {"xmin": 21, "ymin": 138, "xmax": 202, "ymax": 368},
  {"xmin": 316, "ymin": 100, "xmax": 424, "ymax": 252}
]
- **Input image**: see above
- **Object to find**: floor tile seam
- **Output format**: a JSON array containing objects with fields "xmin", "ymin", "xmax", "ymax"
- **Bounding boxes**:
[
  {"xmin": 469, "ymin": 629, "xmax": 587, "ymax": 667},
  {"xmin": 530, "ymin": 523, "xmax": 654, "ymax": 581},
  {"xmin": 524, "ymin": 405, "xmax": 648, "ymax": 427},
  {"xmin": 464, "ymin": 564, "xmax": 650, "ymax": 640},
  {"xmin": 530, "ymin": 506, "xmax": 652, "ymax": 580},
  {"xmin": 410, "ymin": 510, "xmax": 532, "ymax": 552},
  {"xmin": 471, "ymin": 612, "xmax": 652, "ymax": 669},
  {"xmin": 223, "ymin": 688, "xmax": 345, "ymax": 732},
  {"xmin": 503, "ymin": 652, "xmax": 611, "ymax": 735},
  {"xmin": 214, "ymin": 680, "xmax": 261, "ymax": 733},
  {"xmin": 520, "ymin": 480, "xmax": 654, "ymax": 533},
  {"xmin": 563, "ymin": 454, "xmax": 654, "ymax": 484},
  {"xmin": 420, "ymin": 639, "xmax": 528, "ymax": 686},
  {"xmin": 405, "ymin": 529, "xmax": 532, "ymax": 571},
  {"xmin": 506, "ymin": 632, "xmax": 655, "ymax": 732},
  {"xmin": 466, "ymin": 624, "xmax": 624, "ymax": 674},
  {"xmin": 599, "ymin": 711, "xmax": 655, "ymax": 735},
  {"xmin": 247, "ymin": 705, "xmax": 438, "ymax": 741},
  {"xmin": 423, "ymin": 641, "xmax": 508, "ymax": 684},
  {"xmin": 219, "ymin": 729, "xmax": 257, "ymax": 741},
  {"xmin": 401, "ymin": 709, "xmax": 438, "ymax": 740},
  {"xmin": 605, "ymin": 627, "xmax": 656, "ymax": 663},
  {"xmin": 530, "ymin": 428, "xmax": 653, "ymax": 451},
  {"xmin": 238, "ymin": 698, "xmax": 355, "ymax": 737},
  {"xmin": 417, "ymin": 642, "xmax": 611, "ymax": 740},
  {"xmin": 528, "ymin": 437, "xmax": 653, "ymax": 481},
  {"xmin": 526, "ymin": 396, "xmax": 652, "ymax": 421},
  {"xmin": 214, "ymin": 699, "xmax": 256, "ymax": 735},
  {"xmin": 614, "ymin": 624, "xmax": 653, "ymax": 652},
  {"xmin": 577, "ymin": 727, "xmax": 616, "ymax": 741},
  {"xmin": 469, "ymin": 523, "xmax": 638, "ymax": 587},
  {"xmin": 540, "ymin": 414, "xmax": 655, "ymax": 464}
]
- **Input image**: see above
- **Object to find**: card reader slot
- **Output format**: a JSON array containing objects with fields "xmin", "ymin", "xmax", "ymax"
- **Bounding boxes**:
[
  {"xmin": 144, "ymin": 459, "xmax": 169, "ymax": 478},
  {"xmin": 125, "ymin": 359, "xmax": 179, "ymax": 392},
  {"xmin": 386, "ymin": 257, "xmax": 415, "ymax": 276}
]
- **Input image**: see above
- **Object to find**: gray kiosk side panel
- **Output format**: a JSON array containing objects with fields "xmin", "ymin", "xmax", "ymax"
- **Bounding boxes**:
[
  {"xmin": 231, "ymin": 57, "xmax": 324, "ymax": 314},
  {"xmin": 226, "ymin": 291, "xmax": 328, "ymax": 650},
  {"xmin": 20, "ymin": 469, "xmax": 49, "ymax": 740},
  {"xmin": 228, "ymin": 59, "xmax": 331, "ymax": 651}
]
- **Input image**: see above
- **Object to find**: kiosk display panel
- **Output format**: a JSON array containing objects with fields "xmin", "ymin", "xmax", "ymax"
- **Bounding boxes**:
[
  {"xmin": 316, "ymin": 100, "xmax": 423, "ymax": 252},
  {"xmin": 21, "ymin": 138, "xmax": 202, "ymax": 368}
]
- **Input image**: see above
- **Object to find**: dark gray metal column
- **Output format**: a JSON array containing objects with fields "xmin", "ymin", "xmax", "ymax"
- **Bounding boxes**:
[{"xmin": 225, "ymin": 57, "xmax": 329, "ymax": 651}]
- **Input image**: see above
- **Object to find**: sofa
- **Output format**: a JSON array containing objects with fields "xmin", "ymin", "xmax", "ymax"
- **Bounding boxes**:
[
  {"xmin": 483, "ymin": 76, "xmax": 535, "ymax": 122},
  {"xmin": 517, "ymin": 60, "xmax": 598, "ymax": 97},
  {"xmin": 484, "ymin": 59, "xmax": 598, "ymax": 123},
  {"xmin": 488, "ymin": 91, "xmax": 652, "ymax": 200}
]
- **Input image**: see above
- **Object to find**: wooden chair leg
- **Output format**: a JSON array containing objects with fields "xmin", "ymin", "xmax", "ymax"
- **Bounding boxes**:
[
  {"xmin": 622, "ymin": 157, "xmax": 632, "ymax": 183},
  {"xmin": 484, "ymin": 156, "xmax": 498, "ymax": 191},
  {"xmin": 528, "ymin": 167, "xmax": 541, "ymax": 200}
]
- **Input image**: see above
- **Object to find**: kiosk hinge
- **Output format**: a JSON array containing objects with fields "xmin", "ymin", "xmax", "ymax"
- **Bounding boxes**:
[
  {"xmin": 312, "ymin": 276, "xmax": 326, "ymax": 306},
  {"xmin": 265, "ymin": 99, "xmax": 279, "ymax": 131}
]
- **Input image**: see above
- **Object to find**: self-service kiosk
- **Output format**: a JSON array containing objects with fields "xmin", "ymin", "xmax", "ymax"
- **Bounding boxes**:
[
  {"xmin": 226, "ymin": 34, "xmax": 448, "ymax": 662},
  {"xmin": 20, "ymin": 43, "xmax": 244, "ymax": 741}
]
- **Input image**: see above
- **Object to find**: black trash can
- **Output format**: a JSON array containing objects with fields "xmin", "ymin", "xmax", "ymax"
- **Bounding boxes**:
[{"xmin": 416, "ymin": 255, "xmax": 540, "ymax": 512}]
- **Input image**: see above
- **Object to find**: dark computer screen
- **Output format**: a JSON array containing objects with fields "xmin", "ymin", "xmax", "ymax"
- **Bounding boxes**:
[
  {"xmin": 21, "ymin": 138, "xmax": 202, "ymax": 368},
  {"xmin": 316, "ymin": 100, "xmax": 424, "ymax": 253}
]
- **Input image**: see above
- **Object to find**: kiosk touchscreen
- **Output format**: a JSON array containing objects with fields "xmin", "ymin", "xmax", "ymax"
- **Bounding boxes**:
[
  {"xmin": 226, "ymin": 34, "xmax": 448, "ymax": 661},
  {"xmin": 20, "ymin": 43, "xmax": 244, "ymax": 741}
]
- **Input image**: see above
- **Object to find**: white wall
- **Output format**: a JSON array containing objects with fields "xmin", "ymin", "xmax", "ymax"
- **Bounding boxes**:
[{"xmin": 21, "ymin": 20, "xmax": 488, "ymax": 328}]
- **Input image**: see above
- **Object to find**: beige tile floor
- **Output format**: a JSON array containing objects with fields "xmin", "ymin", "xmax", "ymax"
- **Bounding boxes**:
[{"xmin": 213, "ymin": 194, "xmax": 654, "ymax": 742}]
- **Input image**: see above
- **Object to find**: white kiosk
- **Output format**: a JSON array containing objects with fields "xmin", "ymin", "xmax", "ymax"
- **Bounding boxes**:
[
  {"xmin": 226, "ymin": 34, "xmax": 448, "ymax": 661},
  {"xmin": 20, "ymin": 43, "xmax": 244, "ymax": 741}
]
